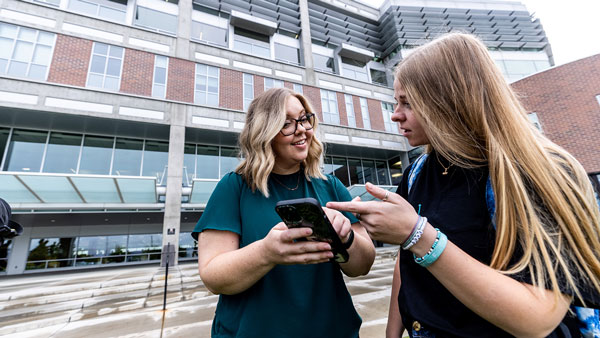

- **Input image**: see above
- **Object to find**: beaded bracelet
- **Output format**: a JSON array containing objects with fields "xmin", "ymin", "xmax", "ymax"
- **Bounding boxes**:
[
  {"xmin": 401, "ymin": 216, "xmax": 427, "ymax": 250},
  {"xmin": 413, "ymin": 228, "xmax": 448, "ymax": 268}
]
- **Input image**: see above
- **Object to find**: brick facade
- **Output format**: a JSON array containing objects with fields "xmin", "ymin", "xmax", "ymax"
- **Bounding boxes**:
[
  {"xmin": 302, "ymin": 85, "xmax": 323, "ymax": 122},
  {"xmin": 367, "ymin": 98, "xmax": 385, "ymax": 131},
  {"xmin": 336, "ymin": 92, "xmax": 348, "ymax": 126},
  {"xmin": 47, "ymin": 35, "xmax": 92, "ymax": 87},
  {"xmin": 120, "ymin": 49, "xmax": 154, "ymax": 96},
  {"xmin": 511, "ymin": 54, "xmax": 600, "ymax": 173},
  {"xmin": 253, "ymin": 75, "xmax": 264, "ymax": 98},
  {"xmin": 219, "ymin": 68, "xmax": 243, "ymax": 110},
  {"xmin": 353, "ymin": 95, "xmax": 365, "ymax": 129},
  {"xmin": 166, "ymin": 58, "xmax": 194, "ymax": 103}
]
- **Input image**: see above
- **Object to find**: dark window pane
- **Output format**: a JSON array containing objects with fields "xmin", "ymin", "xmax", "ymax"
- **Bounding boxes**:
[
  {"xmin": 43, "ymin": 132, "xmax": 82, "ymax": 174},
  {"xmin": 332, "ymin": 157, "xmax": 349, "ymax": 186},
  {"xmin": 348, "ymin": 158, "xmax": 362, "ymax": 185},
  {"xmin": 79, "ymin": 135, "xmax": 113, "ymax": 175},
  {"xmin": 127, "ymin": 234, "xmax": 162, "ymax": 261},
  {"xmin": 314, "ymin": 54, "xmax": 335, "ymax": 73},
  {"xmin": 234, "ymin": 27, "xmax": 269, "ymax": 43},
  {"xmin": 103, "ymin": 235, "xmax": 127, "ymax": 264},
  {"xmin": 134, "ymin": 6, "xmax": 177, "ymax": 35},
  {"xmin": 183, "ymin": 143, "xmax": 196, "ymax": 184},
  {"xmin": 26, "ymin": 237, "xmax": 76, "ymax": 270},
  {"xmin": 323, "ymin": 156, "xmax": 335, "ymax": 175},
  {"xmin": 370, "ymin": 69, "xmax": 388, "ymax": 86},
  {"xmin": 341, "ymin": 56, "xmax": 366, "ymax": 68},
  {"xmin": 376, "ymin": 160, "xmax": 390, "ymax": 185},
  {"xmin": 0, "ymin": 128, "xmax": 9, "ymax": 164},
  {"xmin": 389, "ymin": 156, "xmax": 403, "ymax": 186},
  {"xmin": 4, "ymin": 129, "xmax": 47, "ymax": 172},
  {"xmin": 220, "ymin": 147, "xmax": 239, "ymax": 178},
  {"xmin": 361, "ymin": 160, "xmax": 377, "ymax": 185}
]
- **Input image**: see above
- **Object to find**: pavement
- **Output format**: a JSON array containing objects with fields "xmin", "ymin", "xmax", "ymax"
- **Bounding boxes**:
[{"xmin": 0, "ymin": 246, "xmax": 402, "ymax": 338}]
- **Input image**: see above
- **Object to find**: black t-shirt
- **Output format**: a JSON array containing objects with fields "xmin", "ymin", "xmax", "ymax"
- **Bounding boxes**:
[{"xmin": 396, "ymin": 152, "xmax": 597, "ymax": 338}]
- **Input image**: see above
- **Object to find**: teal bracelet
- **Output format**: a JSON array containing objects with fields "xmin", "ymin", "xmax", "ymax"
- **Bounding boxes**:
[{"xmin": 413, "ymin": 228, "xmax": 448, "ymax": 268}]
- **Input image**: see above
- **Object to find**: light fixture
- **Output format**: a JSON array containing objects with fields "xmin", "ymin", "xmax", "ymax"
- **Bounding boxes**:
[
  {"xmin": 392, "ymin": 161, "xmax": 402, "ymax": 167},
  {"xmin": 392, "ymin": 173, "xmax": 402, "ymax": 178}
]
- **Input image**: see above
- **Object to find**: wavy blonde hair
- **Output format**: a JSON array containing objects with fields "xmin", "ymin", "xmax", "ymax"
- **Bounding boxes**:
[
  {"xmin": 395, "ymin": 33, "xmax": 600, "ymax": 305},
  {"xmin": 236, "ymin": 88, "xmax": 325, "ymax": 197}
]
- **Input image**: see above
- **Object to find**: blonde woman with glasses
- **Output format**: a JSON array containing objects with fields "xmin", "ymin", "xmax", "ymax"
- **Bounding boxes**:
[
  {"xmin": 193, "ymin": 88, "xmax": 375, "ymax": 338},
  {"xmin": 328, "ymin": 33, "xmax": 600, "ymax": 337}
]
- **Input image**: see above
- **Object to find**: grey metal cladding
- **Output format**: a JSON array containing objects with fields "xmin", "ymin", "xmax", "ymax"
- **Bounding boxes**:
[
  {"xmin": 499, "ymin": 41, "xmax": 525, "ymax": 48},
  {"xmin": 522, "ymin": 41, "xmax": 548, "ymax": 49}
]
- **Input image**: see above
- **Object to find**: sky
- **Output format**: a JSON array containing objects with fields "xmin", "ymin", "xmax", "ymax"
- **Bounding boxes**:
[{"xmin": 357, "ymin": 0, "xmax": 600, "ymax": 66}]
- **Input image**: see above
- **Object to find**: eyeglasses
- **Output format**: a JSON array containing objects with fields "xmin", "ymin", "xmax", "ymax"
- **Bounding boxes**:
[{"xmin": 280, "ymin": 113, "xmax": 315, "ymax": 136}]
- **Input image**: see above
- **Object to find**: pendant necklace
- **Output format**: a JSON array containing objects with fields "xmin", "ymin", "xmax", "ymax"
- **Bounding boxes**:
[
  {"xmin": 436, "ymin": 154, "xmax": 454, "ymax": 176},
  {"xmin": 271, "ymin": 172, "xmax": 301, "ymax": 190}
]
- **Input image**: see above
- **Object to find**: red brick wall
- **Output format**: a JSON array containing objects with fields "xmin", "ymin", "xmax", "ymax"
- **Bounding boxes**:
[
  {"xmin": 120, "ymin": 49, "xmax": 154, "ymax": 96},
  {"xmin": 336, "ymin": 92, "xmax": 348, "ymax": 126},
  {"xmin": 368, "ymin": 98, "xmax": 385, "ymax": 131},
  {"xmin": 253, "ymin": 75, "xmax": 264, "ymax": 98},
  {"xmin": 284, "ymin": 81, "xmax": 293, "ymax": 89},
  {"xmin": 166, "ymin": 58, "xmax": 194, "ymax": 103},
  {"xmin": 220, "ymin": 68, "xmax": 243, "ymax": 110},
  {"xmin": 353, "ymin": 95, "xmax": 364, "ymax": 129},
  {"xmin": 511, "ymin": 54, "xmax": 600, "ymax": 173},
  {"xmin": 47, "ymin": 35, "xmax": 92, "ymax": 87},
  {"xmin": 302, "ymin": 85, "xmax": 323, "ymax": 122}
]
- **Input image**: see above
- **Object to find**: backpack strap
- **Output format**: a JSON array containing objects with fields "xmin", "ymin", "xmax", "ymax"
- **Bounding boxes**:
[
  {"xmin": 486, "ymin": 176, "xmax": 496, "ymax": 229},
  {"xmin": 407, "ymin": 153, "xmax": 429, "ymax": 194}
]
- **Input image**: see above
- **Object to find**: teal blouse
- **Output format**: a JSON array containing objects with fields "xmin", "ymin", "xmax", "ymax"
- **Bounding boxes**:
[{"xmin": 193, "ymin": 171, "xmax": 361, "ymax": 338}]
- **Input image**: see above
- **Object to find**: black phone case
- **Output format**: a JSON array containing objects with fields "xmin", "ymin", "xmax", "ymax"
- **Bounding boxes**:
[{"xmin": 275, "ymin": 197, "xmax": 349, "ymax": 263}]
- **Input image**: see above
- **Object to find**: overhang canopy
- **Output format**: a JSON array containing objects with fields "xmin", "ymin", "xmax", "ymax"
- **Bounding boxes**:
[
  {"xmin": 337, "ymin": 43, "xmax": 375, "ymax": 63},
  {"xmin": 230, "ymin": 10, "xmax": 277, "ymax": 35},
  {"xmin": 347, "ymin": 184, "xmax": 397, "ymax": 201}
]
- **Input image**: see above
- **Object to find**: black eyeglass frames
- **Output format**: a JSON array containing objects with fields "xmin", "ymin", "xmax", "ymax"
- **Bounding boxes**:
[{"xmin": 280, "ymin": 113, "xmax": 315, "ymax": 136}]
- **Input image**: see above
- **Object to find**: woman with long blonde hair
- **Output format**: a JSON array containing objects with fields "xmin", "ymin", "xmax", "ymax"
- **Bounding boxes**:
[
  {"xmin": 194, "ymin": 88, "xmax": 375, "ymax": 337},
  {"xmin": 328, "ymin": 33, "xmax": 600, "ymax": 337}
]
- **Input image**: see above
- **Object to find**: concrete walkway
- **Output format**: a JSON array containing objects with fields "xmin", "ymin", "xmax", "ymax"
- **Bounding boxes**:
[{"xmin": 0, "ymin": 247, "xmax": 401, "ymax": 338}]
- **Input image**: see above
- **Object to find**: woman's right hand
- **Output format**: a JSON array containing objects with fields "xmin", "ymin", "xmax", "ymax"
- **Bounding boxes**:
[{"xmin": 260, "ymin": 222, "xmax": 334, "ymax": 265}]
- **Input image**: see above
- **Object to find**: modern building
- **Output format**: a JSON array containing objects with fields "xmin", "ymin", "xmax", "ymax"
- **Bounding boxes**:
[
  {"xmin": 511, "ymin": 53, "xmax": 600, "ymax": 196},
  {"xmin": 0, "ymin": 0, "xmax": 552, "ymax": 275}
]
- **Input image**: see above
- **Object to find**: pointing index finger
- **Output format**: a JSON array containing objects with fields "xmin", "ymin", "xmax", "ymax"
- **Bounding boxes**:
[{"xmin": 326, "ymin": 200, "xmax": 371, "ymax": 214}]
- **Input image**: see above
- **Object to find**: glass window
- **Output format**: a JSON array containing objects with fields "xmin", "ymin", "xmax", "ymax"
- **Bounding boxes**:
[
  {"xmin": 341, "ymin": 57, "xmax": 368, "ymax": 82},
  {"xmin": 234, "ymin": 27, "xmax": 270, "ymax": 58},
  {"xmin": 332, "ymin": 157, "xmax": 349, "ymax": 186},
  {"xmin": 196, "ymin": 145, "xmax": 219, "ymax": 179},
  {"xmin": 178, "ymin": 232, "xmax": 197, "ymax": 258},
  {"xmin": 348, "ymin": 158, "xmax": 362, "ymax": 185},
  {"xmin": 0, "ymin": 239, "xmax": 12, "ymax": 272},
  {"xmin": 191, "ymin": 21, "xmax": 227, "ymax": 47},
  {"xmin": 0, "ymin": 22, "xmax": 56, "ymax": 80},
  {"xmin": 504, "ymin": 60, "xmax": 537, "ymax": 75},
  {"xmin": 152, "ymin": 55, "xmax": 168, "ymax": 99},
  {"xmin": 195, "ymin": 63, "xmax": 219, "ymax": 106},
  {"xmin": 274, "ymin": 43, "xmax": 300, "ymax": 64},
  {"xmin": 293, "ymin": 83, "xmax": 303, "ymax": 94},
  {"xmin": 42, "ymin": 132, "xmax": 82, "ymax": 174},
  {"xmin": 183, "ymin": 143, "xmax": 196, "ymax": 185},
  {"xmin": 320, "ymin": 89, "xmax": 339, "ymax": 124},
  {"xmin": 382, "ymin": 102, "xmax": 396, "ymax": 133},
  {"xmin": 79, "ymin": 135, "xmax": 114, "ymax": 175},
  {"xmin": 127, "ymin": 234, "xmax": 162, "ymax": 262},
  {"xmin": 26, "ymin": 237, "xmax": 76, "ymax": 270},
  {"xmin": 104, "ymin": 235, "xmax": 127, "ymax": 264},
  {"xmin": 34, "ymin": 0, "xmax": 61, "ymax": 6},
  {"xmin": 323, "ymin": 156, "xmax": 335, "ymax": 175},
  {"xmin": 376, "ymin": 160, "xmax": 390, "ymax": 185},
  {"xmin": 0, "ymin": 128, "xmax": 9, "ymax": 166},
  {"xmin": 111, "ymin": 138, "xmax": 143, "ymax": 176},
  {"xmin": 361, "ymin": 160, "xmax": 377, "ymax": 184},
  {"xmin": 313, "ymin": 54, "xmax": 335, "ymax": 73},
  {"xmin": 243, "ymin": 73, "xmax": 254, "ymax": 111},
  {"xmin": 220, "ymin": 147, "xmax": 239, "ymax": 178},
  {"xmin": 360, "ymin": 97, "xmax": 371, "ymax": 129},
  {"xmin": 389, "ymin": 156, "xmax": 403, "ymax": 186},
  {"xmin": 344, "ymin": 94, "xmax": 356, "ymax": 128},
  {"xmin": 534, "ymin": 60, "xmax": 551, "ymax": 72},
  {"xmin": 87, "ymin": 42, "xmax": 123, "ymax": 91},
  {"xmin": 264, "ymin": 77, "xmax": 284, "ymax": 90},
  {"xmin": 142, "ymin": 140, "xmax": 169, "ymax": 181},
  {"xmin": 134, "ymin": 6, "xmax": 177, "ymax": 35},
  {"xmin": 3, "ymin": 129, "xmax": 47, "ymax": 172},
  {"xmin": 370, "ymin": 69, "xmax": 388, "ymax": 86},
  {"xmin": 74, "ymin": 236, "xmax": 107, "ymax": 266},
  {"xmin": 68, "ymin": 0, "xmax": 127, "ymax": 23}
]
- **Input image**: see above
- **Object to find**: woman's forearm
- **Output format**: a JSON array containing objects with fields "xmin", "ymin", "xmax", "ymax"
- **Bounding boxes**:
[{"xmin": 339, "ymin": 224, "xmax": 376, "ymax": 277}]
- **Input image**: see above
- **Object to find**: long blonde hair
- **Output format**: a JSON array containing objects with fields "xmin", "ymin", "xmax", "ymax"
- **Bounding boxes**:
[
  {"xmin": 395, "ymin": 33, "xmax": 600, "ymax": 304},
  {"xmin": 236, "ymin": 88, "xmax": 325, "ymax": 197}
]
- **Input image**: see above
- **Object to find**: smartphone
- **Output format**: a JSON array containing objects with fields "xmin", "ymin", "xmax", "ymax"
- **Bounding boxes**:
[{"xmin": 275, "ymin": 197, "xmax": 349, "ymax": 263}]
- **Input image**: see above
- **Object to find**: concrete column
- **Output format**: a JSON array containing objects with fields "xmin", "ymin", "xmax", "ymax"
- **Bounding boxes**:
[
  {"xmin": 175, "ymin": 0, "xmax": 193, "ymax": 59},
  {"xmin": 298, "ymin": 0, "xmax": 316, "ymax": 86},
  {"xmin": 161, "ymin": 103, "xmax": 186, "ymax": 266},
  {"xmin": 6, "ymin": 226, "xmax": 31, "ymax": 275}
]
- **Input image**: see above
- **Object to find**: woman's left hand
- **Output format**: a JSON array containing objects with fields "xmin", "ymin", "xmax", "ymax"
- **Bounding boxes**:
[
  {"xmin": 322, "ymin": 207, "xmax": 352, "ymax": 242},
  {"xmin": 326, "ymin": 182, "xmax": 419, "ymax": 244}
]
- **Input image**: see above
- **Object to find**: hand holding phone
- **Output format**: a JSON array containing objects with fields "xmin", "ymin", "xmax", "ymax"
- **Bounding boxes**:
[{"xmin": 275, "ymin": 197, "xmax": 349, "ymax": 263}]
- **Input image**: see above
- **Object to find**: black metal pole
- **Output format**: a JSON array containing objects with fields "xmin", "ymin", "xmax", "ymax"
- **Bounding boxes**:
[{"xmin": 163, "ymin": 242, "xmax": 170, "ymax": 311}]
